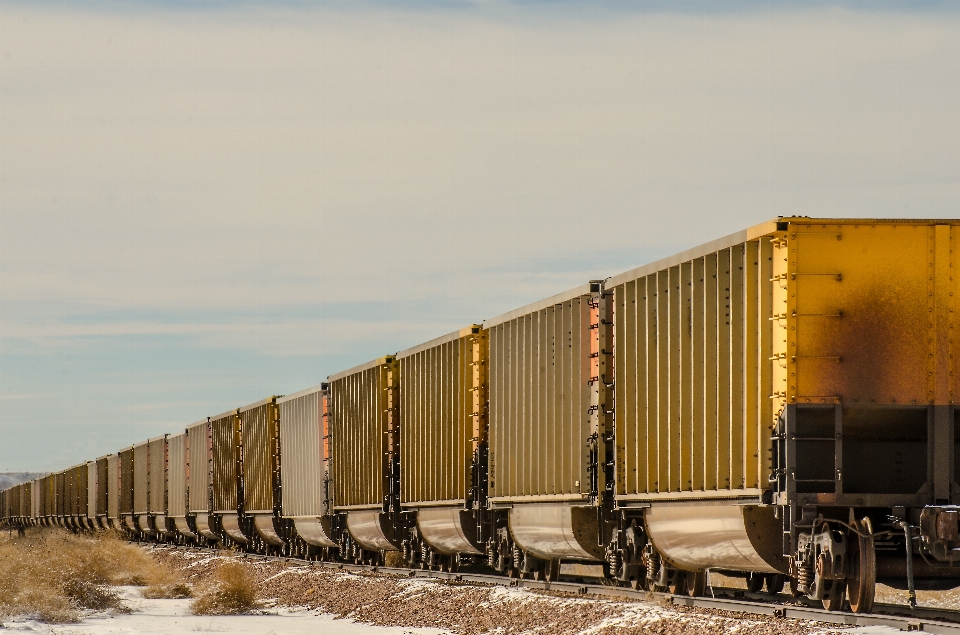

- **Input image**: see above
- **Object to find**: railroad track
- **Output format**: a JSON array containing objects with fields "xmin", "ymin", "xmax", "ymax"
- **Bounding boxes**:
[{"xmin": 170, "ymin": 547, "xmax": 960, "ymax": 634}]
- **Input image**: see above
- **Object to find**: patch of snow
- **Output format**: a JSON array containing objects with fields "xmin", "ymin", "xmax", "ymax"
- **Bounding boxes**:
[{"xmin": 0, "ymin": 587, "xmax": 450, "ymax": 635}]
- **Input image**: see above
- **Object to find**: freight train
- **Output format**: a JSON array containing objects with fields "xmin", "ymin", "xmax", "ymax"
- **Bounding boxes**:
[{"xmin": 4, "ymin": 218, "xmax": 960, "ymax": 615}]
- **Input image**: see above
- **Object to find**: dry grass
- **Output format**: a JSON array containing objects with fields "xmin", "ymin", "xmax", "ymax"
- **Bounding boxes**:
[
  {"xmin": 0, "ymin": 526, "xmax": 189, "ymax": 623},
  {"xmin": 190, "ymin": 560, "xmax": 259, "ymax": 615}
]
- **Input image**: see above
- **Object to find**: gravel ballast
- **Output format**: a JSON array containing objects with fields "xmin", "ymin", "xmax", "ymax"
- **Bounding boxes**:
[{"xmin": 147, "ymin": 546, "xmax": 853, "ymax": 635}]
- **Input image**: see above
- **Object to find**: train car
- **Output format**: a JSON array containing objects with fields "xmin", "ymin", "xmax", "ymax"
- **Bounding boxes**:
[
  {"xmin": 71, "ymin": 464, "xmax": 84, "ymax": 528},
  {"xmin": 239, "ymin": 397, "xmax": 285, "ymax": 550},
  {"xmin": 6, "ymin": 485, "xmax": 14, "ymax": 526},
  {"xmin": 85, "ymin": 462, "xmax": 97, "ymax": 528},
  {"xmin": 63, "ymin": 468, "xmax": 74, "ymax": 528},
  {"xmin": 397, "ymin": 326, "xmax": 488, "ymax": 570},
  {"xmin": 482, "ymin": 282, "xmax": 611, "ymax": 581},
  {"xmin": 211, "ymin": 409, "xmax": 245, "ymax": 545},
  {"xmin": 167, "ymin": 431, "xmax": 194, "ymax": 540},
  {"xmin": 94, "ymin": 455, "xmax": 111, "ymax": 528},
  {"xmin": 328, "ymin": 356, "xmax": 401, "ymax": 563},
  {"xmin": 106, "ymin": 453, "xmax": 119, "ymax": 528},
  {"xmin": 31, "ymin": 478, "xmax": 41, "ymax": 525},
  {"xmin": 11, "ymin": 484, "xmax": 20, "ymax": 525},
  {"xmin": 278, "ymin": 383, "xmax": 334, "ymax": 554},
  {"xmin": 186, "ymin": 418, "xmax": 218, "ymax": 542},
  {"xmin": 119, "ymin": 446, "xmax": 135, "ymax": 531},
  {"xmin": 147, "ymin": 435, "xmax": 169, "ymax": 537},
  {"xmin": 17, "ymin": 483, "xmax": 25, "ymax": 525},
  {"xmin": 132, "ymin": 441, "xmax": 152, "ymax": 534},
  {"xmin": 55, "ymin": 470, "xmax": 66, "ymax": 527},
  {"xmin": 42, "ymin": 473, "xmax": 55, "ymax": 526},
  {"xmin": 601, "ymin": 218, "xmax": 960, "ymax": 612}
]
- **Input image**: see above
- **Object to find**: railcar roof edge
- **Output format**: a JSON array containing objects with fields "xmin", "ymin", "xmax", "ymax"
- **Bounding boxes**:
[
  {"xmin": 483, "ymin": 283, "xmax": 594, "ymax": 329},
  {"xmin": 606, "ymin": 217, "xmax": 960, "ymax": 288},
  {"xmin": 239, "ymin": 396, "xmax": 278, "ymax": 413},
  {"xmin": 396, "ymin": 325, "xmax": 481, "ymax": 359},
  {"xmin": 327, "ymin": 355, "xmax": 395, "ymax": 382},
  {"xmin": 277, "ymin": 382, "xmax": 326, "ymax": 403}
]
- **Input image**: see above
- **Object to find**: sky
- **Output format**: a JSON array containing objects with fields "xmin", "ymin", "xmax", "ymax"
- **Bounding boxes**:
[{"xmin": 1, "ymin": 1, "xmax": 959, "ymax": 471}]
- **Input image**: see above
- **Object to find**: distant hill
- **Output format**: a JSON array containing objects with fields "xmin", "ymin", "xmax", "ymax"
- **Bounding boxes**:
[{"xmin": 0, "ymin": 472, "xmax": 47, "ymax": 490}]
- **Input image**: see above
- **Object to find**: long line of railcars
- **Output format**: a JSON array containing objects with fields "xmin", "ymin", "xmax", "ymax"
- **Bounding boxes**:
[{"xmin": 5, "ymin": 218, "xmax": 960, "ymax": 615}]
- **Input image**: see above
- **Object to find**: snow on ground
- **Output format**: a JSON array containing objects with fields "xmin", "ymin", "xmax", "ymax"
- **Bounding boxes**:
[{"xmin": 1, "ymin": 587, "xmax": 449, "ymax": 635}]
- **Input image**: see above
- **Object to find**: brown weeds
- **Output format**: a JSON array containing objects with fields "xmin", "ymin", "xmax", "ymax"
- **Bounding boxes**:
[
  {"xmin": 0, "ymin": 527, "xmax": 188, "ymax": 623},
  {"xmin": 190, "ymin": 560, "xmax": 259, "ymax": 615}
]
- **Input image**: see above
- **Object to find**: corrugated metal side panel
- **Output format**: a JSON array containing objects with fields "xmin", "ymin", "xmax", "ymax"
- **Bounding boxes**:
[
  {"xmin": 187, "ymin": 422, "xmax": 211, "ymax": 514},
  {"xmin": 107, "ymin": 455, "xmax": 119, "ymax": 519},
  {"xmin": 241, "ymin": 402, "xmax": 278, "ymax": 514},
  {"xmin": 43, "ymin": 474, "xmax": 57, "ymax": 516},
  {"xmin": 279, "ymin": 389, "xmax": 326, "ymax": 517},
  {"xmin": 58, "ymin": 472, "xmax": 66, "ymax": 517},
  {"xmin": 67, "ymin": 468, "xmax": 76, "ymax": 516},
  {"xmin": 119, "ymin": 449, "xmax": 134, "ymax": 515},
  {"xmin": 87, "ymin": 463, "xmax": 97, "ymax": 518},
  {"xmin": 64, "ymin": 470, "xmax": 73, "ymax": 516},
  {"xmin": 76, "ymin": 466, "xmax": 87, "ymax": 517},
  {"xmin": 20, "ymin": 483, "xmax": 30, "ymax": 518},
  {"xmin": 96, "ymin": 458, "xmax": 109, "ymax": 516},
  {"xmin": 488, "ymin": 296, "xmax": 593, "ymax": 499},
  {"xmin": 401, "ymin": 329, "xmax": 486, "ymax": 505},
  {"xmin": 330, "ymin": 359, "xmax": 398, "ymax": 509},
  {"xmin": 211, "ymin": 413, "xmax": 239, "ymax": 513},
  {"xmin": 168, "ymin": 433, "xmax": 187, "ymax": 517},
  {"xmin": 148, "ymin": 437, "xmax": 167, "ymax": 514},
  {"xmin": 32, "ymin": 480, "xmax": 41, "ymax": 519},
  {"xmin": 612, "ymin": 237, "xmax": 774, "ymax": 499},
  {"xmin": 133, "ymin": 443, "xmax": 149, "ymax": 514},
  {"xmin": 74, "ymin": 467, "xmax": 84, "ymax": 516}
]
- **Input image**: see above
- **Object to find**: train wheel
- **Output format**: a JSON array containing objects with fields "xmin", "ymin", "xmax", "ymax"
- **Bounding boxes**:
[
  {"xmin": 686, "ymin": 571, "xmax": 707, "ymax": 597},
  {"xmin": 667, "ymin": 571, "xmax": 687, "ymax": 595},
  {"xmin": 821, "ymin": 579, "xmax": 846, "ymax": 611},
  {"xmin": 746, "ymin": 572, "xmax": 764, "ymax": 593},
  {"xmin": 847, "ymin": 518, "xmax": 876, "ymax": 614},
  {"xmin": 764, "ymin": 574, "xmax": 785, "ymax": 594},
  {"xmin": 538, "ymin": 559, "xmax": 559, "ymax": 582},
  {"xmin": 789, "ymin": 575, "xmax": 804, "ymax": 597}
]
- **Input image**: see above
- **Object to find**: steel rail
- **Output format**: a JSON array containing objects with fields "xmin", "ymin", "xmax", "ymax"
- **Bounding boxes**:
[{"xmin": 173, "ymin": 548, "xmax": 960, "ymax": 634}]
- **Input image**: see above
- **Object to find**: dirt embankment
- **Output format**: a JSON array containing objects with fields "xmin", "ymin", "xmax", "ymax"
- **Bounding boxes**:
[{"xmin": 149, "ymin": 546, "xmax": 850, "ymax": 635}]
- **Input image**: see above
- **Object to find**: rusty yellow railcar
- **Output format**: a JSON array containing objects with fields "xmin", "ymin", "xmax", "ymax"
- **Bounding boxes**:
[
  {"xmin": 397, "ymin": 326, "xmax": 488, "ymax": 566},
  {"xmin": 210, "ymin": 409, "xmax": 245, "ymax": 544},
  {"xmin": 484, "ymin": 282, "xmax": 612, "ymax": 580},
  {"xmin": 240, "ymin": 396, "xmax": 285, "ymax": 547},
  {"xmin": 329, "ymin": 356, "xmax": 402, "ymax": 558},
  {"xmin": 606, "ymin": 218, "xmax": 960, "ymax": 612},
  {"xmin": 118, "ymin": 446, "xmax": 135, "ymax": 530}
]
